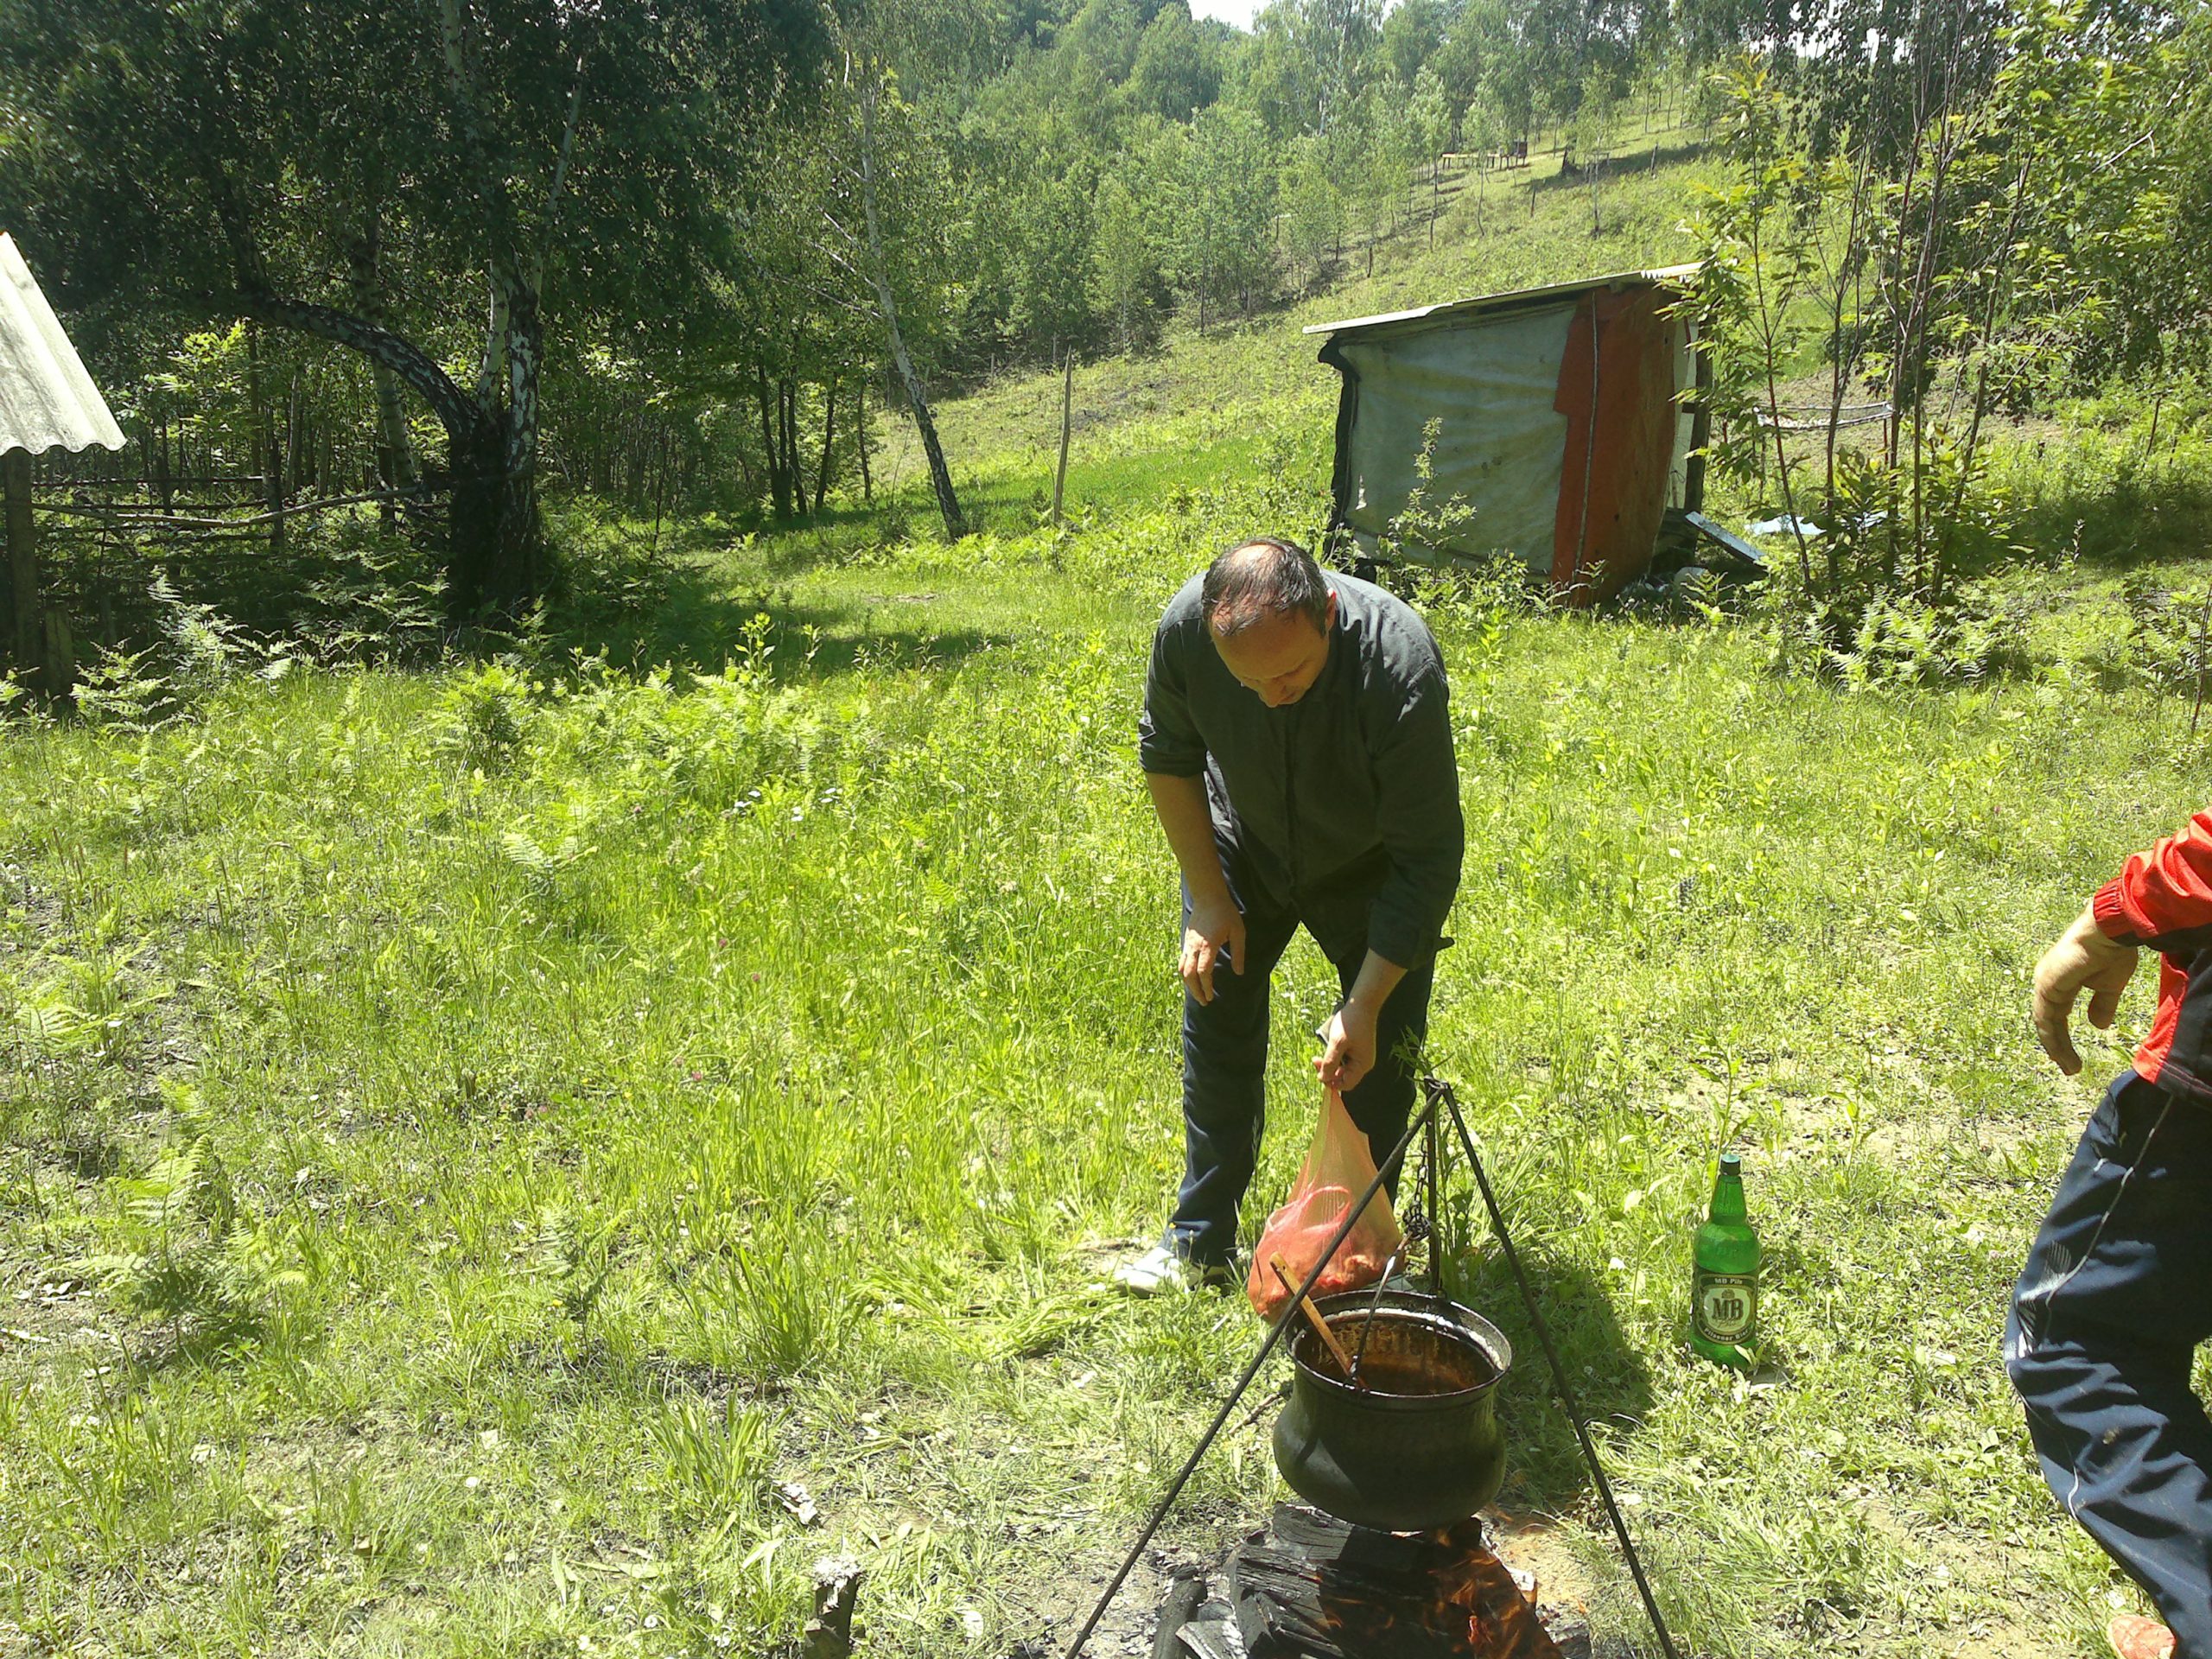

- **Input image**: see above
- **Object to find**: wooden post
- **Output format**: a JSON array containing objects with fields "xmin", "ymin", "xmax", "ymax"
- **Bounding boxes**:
[
  {"xmin": 42, "ymin": 608, "xmax": 72, "ymax": 704},
  {"xmin": 1685, "ymin": 321, "xmax": 1713, "ymax": 515},
  {"xmin": 3, "ymin": 447, "xmax": 41, "ymax": 684},
  {"xmin": 855, "ymin": 378, "xmax": 873, "ymax": 505},
  {"xmin": 1052, "ymin": 354, "xmax": 1073, "ymax": 525},
  {"xmin": 800, "ymin": 1557, "xmax": 864, "ymax": 1659}
]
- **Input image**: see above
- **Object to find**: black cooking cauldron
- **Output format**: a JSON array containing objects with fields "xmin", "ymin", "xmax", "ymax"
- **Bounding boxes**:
[{"xmin": 1271, "ymin": 1288, "xmax": 1513, "ymax": 1533}]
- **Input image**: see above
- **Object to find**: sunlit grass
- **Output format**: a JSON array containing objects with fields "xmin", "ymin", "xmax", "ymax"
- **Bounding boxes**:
[{"xmin": 1, "ymin": 511, "xmax": 2189, "ymax": 1654}]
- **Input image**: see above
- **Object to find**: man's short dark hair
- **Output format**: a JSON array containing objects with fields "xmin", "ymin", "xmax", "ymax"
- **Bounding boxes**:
[{"xmin": 1201, "ymin": 536, "xmax": 1330, "ymax": 638}]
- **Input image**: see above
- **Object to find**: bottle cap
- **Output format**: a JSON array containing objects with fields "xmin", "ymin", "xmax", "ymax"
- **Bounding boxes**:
[{"xmin": 1719, "ymin": 1152, "xmax": 1742, "ymax": 1174}]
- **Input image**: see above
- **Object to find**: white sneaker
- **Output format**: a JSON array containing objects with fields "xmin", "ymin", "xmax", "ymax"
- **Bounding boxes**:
[
  {"xmin": 1111, "ymin": 1243, "xmax": 1239, "ymax": 1295},
  {"xmin": 1111, "ymin": 1244, "xmax": 1191, "ymax": 1295}
]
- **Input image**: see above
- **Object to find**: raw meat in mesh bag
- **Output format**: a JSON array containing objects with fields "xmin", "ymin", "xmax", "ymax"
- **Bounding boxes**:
[{"xmin": 1247, "ymin": 1087, "xmax": 1402, "ymax": 1319}]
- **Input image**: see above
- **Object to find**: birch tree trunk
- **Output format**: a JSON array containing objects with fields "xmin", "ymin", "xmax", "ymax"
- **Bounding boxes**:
[
  {"xmin": 493, "ymin": 271, "xmax": 545, "ymax": 612},
  {"xmin": 857, "ymin": 71, "xmax": 964, "ymax": 542},
  {"xmin": 856, "ymin": 378, "xmax": 873, "ymax": 504},
  {"xmin": 814, "ymin": 378, "xmax": 837, "ymax": 514}
]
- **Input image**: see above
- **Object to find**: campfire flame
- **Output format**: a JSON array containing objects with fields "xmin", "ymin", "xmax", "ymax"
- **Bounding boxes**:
[{"xmin": 1212, "ymin": 1505, "xmax": 1567, "ymax": 1658}]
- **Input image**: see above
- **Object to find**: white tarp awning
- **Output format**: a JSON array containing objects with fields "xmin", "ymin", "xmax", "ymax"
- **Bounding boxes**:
[{"xmin": 0, "ymin": 232, "xmax": 123, "ymax": 458}]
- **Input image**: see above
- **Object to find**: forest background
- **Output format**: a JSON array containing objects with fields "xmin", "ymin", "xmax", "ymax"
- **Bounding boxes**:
[{"xmin": 22, "ymin": 0, "xmax": 2210, "ymax": 602}]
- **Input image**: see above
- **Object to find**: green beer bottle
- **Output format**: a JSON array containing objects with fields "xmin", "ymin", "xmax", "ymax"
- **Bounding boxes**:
[{"xmin": 1689, "ymin": 1153, "xmax": 1759, "ymax": 1368}]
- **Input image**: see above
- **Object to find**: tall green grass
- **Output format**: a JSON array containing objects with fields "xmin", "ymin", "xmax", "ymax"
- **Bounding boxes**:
[{"xmin": 1, "ymin": 478, "xmax": 2194, "ymax": 1654}]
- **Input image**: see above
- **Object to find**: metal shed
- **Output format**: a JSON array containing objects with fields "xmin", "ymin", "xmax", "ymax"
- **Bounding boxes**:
[
  {"xmin": 1308, "ymin": 265, "xmax": 1706, "ymax": 606},
  {"xmin": 0, "ymin": 232, "xmax": 124, "ymax": 696}
]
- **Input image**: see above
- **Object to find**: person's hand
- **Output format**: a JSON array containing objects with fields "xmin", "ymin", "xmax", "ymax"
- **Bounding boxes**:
[
  {"xmin": 1181, "ymin": 892, "xmax": 1246, "ymax": 1004},
  {"xmin": 2032, "ymin": 905, "xmax": 2140, "ymax": 1076},
  {"xmin": 1315, "ymin": 1000, "xmax": 1379, "ymax": 1093}
]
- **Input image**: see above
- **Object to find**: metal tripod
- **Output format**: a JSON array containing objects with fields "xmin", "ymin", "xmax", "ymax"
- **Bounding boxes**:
[{"xmin": 1062, "ymin": 1073, "xmax": 1684, "ymax": 1659}]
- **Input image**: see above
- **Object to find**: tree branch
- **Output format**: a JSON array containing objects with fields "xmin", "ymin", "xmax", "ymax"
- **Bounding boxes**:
[
  {"xmin": 546, "ymin": 55, "xmax": 588, "ymax": 218},
  {"xmin": 233, "ymin": 291, "xmax": 477, "ymax": 435}
]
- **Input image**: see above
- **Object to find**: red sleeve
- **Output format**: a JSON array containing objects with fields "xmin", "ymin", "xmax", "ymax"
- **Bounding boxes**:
[{"xmin": 2094, "ymin": 810, "xmax": 2212, "ymax": 943}]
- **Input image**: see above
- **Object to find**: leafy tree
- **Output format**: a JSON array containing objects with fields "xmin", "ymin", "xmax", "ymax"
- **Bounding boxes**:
[
  {"xmin": 0, "ymin": 0, "xmax": 834, "ymax": 619},
  {"xmin": 816, "ymin": 48, "xmax": 970, "ymax": 540},
  {"xmin": 1675, "ymin": 0, "xmax": 1789, "ymax": 75},
  {"xmin": 1381, "ymin": 0, "xmax": 1447, "ymax": 90},
  {"xmin": 1431, "ymin": 0, "xmax": 1498, "ymax": 121},
  {"xmin": 1345, "ymin": 89, "xmax": 1413, "ymax": 275},
  {"xmin": 1784, "ymin": 0, "xmax": 2014, "ymax": 166},
  {"xmin": 1091, "ymin": 173, "xmax": 1161, "ymax": 350},
  {"xmin": 1408, "ymin": 66, "xmax": 1454, "ymax": 245},
  {"xmin": 1690, "ymin": 10, "xmax": 2197, "ymax": 620},
  {"xmin": 1234, "ymin": 3, "xmax": 1323, "ymax": 142},
  {"xmin": 1128, "ymin": 2, "xmax": 1224, "ymax": 120},
  {"xmin": 1058, "ymin": 0, "xmax": 1147, "ymax": 96},
  {"xmin": 1279, "ymin": 134, "xmax": 1345, "ymax": 288},
  {"xmin": 1450, "ymin": 0, "xmax": 1535, "ymax": 145},
  {"xmin": 1011, "ymin": 171, "xmax": 1100, "ymax": 348},
  {"xmin": 1461, "ymin": 86, "xmax": 1510, "ymax": 227},
  {"xmin": 1566, "ymin": 62, "xmax": 1622, "ymax": 229},
  {"xmin": 1170, "ymin": 105, "xmax": 1275, "ymax": 330},
  {"xmin": 1296, "ymin": 0, "xmax": 1383, "ymax": 135}
]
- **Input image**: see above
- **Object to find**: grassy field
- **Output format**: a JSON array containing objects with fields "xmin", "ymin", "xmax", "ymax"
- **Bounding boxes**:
[{"xmin": 5, "ymin": 114, "xmax": 2212, "ymax": 1659}]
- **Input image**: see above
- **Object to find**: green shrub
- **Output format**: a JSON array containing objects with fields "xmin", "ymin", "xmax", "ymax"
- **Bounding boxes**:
[
  {"xmin": 73, "ymin": 643, "xmax": 175, "ymax": 730},
  {"xmin": 1762, "ymin": 581, "xmax": 2029, "ymax": 688},
  {"xmin": 2112, "ymin": 571, "xmax": 2212, "ymax": 697},
  {"xmin": 79, "ymin": 1136, "xmax": 309, "ymax": 1351},
  {"xmin": 537, "ymin": 626, "xmax": 840, "ymax": 816},
  {"xmin": 433, "ymin": 660, "xmax": 537, "ymax": 771},
  {"xmin": 291, "ymin": 523, "xmax": 447, "ymax": 664}
]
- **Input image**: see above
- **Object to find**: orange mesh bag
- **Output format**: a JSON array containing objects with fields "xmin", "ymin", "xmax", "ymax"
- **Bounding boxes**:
[{"xmin": 1246, "ymin": 1087, "xmax": 1403, "ymax": 1319}]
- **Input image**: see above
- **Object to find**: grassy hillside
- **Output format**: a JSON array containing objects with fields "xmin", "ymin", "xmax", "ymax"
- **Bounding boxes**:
[
  {"xmin": 874, "ymin": 124, "xmax": 1724, "ymax": 530},
  {"xmin": 3, "ymin": 111, "xmax": 2207, "ymax": 1659}
]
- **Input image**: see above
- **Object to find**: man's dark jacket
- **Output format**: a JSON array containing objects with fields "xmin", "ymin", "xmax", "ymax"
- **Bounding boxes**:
[{"xmin": 1138, "ymin": 569, "xmax": 1464, "ymax": 968}]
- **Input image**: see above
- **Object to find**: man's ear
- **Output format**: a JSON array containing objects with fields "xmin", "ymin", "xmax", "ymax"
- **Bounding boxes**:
[{"xmin": 1325, "ymin": 590, "xmax": 1339, "ymax": 630}]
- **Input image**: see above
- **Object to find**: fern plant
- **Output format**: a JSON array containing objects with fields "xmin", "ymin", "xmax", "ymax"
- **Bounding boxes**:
[{"xmin": 80, "ymin": 1135, "xmax": 307, "ymax": 1352}]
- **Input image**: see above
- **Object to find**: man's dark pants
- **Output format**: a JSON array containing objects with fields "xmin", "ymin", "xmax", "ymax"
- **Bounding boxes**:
[
  {"xmin": 1166, "ymin": 864, "xmax": 1433, "ymax": 1269},
  {"xmin": 2005, "ymin": 1070, "xmax": 2212, "ymax": 1654}
]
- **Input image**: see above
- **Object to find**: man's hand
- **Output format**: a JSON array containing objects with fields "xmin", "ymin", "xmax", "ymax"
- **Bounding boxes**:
[
  {"xmin": 2032, "ymin": 905, "xmax": 2140, "ymax": 1076},
  {"xmin": 1181, "ymin": 892, "xmax": 1247, "ymax": 1005},
  {"xmin": 1315, "ymin": 1000, "xmax": 1380, "ymax": 1094}
]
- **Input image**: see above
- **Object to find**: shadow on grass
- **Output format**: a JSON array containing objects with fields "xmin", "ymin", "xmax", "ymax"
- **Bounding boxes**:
[
  {"xmin": 2012, "ymin": 461, "xmax": 2212, "ymax": 574},
  {"xmin": 1438, "ymin": 1240, "xmax": 1656, "ymax": 1514},
  {"xmin": 550, "ymin": 548, "xmax": 1006, "ymax": 679},
  {"xmin": 1527, "ymin": 137, "xmax": 1716, "ymax": 197}
]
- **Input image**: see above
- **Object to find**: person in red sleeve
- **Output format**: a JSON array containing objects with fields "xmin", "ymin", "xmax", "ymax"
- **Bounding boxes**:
[{"xmin": 2013, "ymin": 810, "xmax": 2212, "ymax": 1659}]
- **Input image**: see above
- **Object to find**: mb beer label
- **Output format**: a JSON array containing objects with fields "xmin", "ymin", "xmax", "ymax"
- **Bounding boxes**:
[{"xmin": 1694, "ymin": 1272, "xmax": 1756, "ymax": 1344}]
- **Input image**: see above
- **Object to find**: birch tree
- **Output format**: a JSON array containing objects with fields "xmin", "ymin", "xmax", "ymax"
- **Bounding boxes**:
[{"xmin": 0, "ymin": 0, "xmax": 833, "ymax": 618}]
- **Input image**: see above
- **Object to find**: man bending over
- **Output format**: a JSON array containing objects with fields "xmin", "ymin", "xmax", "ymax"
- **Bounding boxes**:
[{"xmin": 1116, "ymin": 536, "xmax": 1464, "ymax": 1293}]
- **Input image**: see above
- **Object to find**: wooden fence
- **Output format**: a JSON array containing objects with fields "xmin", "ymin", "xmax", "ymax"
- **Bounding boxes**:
[{"xmin": 22, "ymin": 451, "xmax": 447, "ymax": 656}]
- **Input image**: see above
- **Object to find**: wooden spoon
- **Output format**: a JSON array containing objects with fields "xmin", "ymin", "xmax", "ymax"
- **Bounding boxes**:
[{"xmin": 1270, "ymin": 1252, "xmax": 1359, "ymax": 1382}]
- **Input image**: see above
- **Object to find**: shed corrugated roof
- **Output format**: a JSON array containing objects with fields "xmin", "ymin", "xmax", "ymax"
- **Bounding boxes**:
[
  {"xmin": 0, "ymin": 232, "xmax": 124, "ymax": 457},
  {"xmin": 1304, "ymin": 263, "xmax": 1699, "ymax": 340}
]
